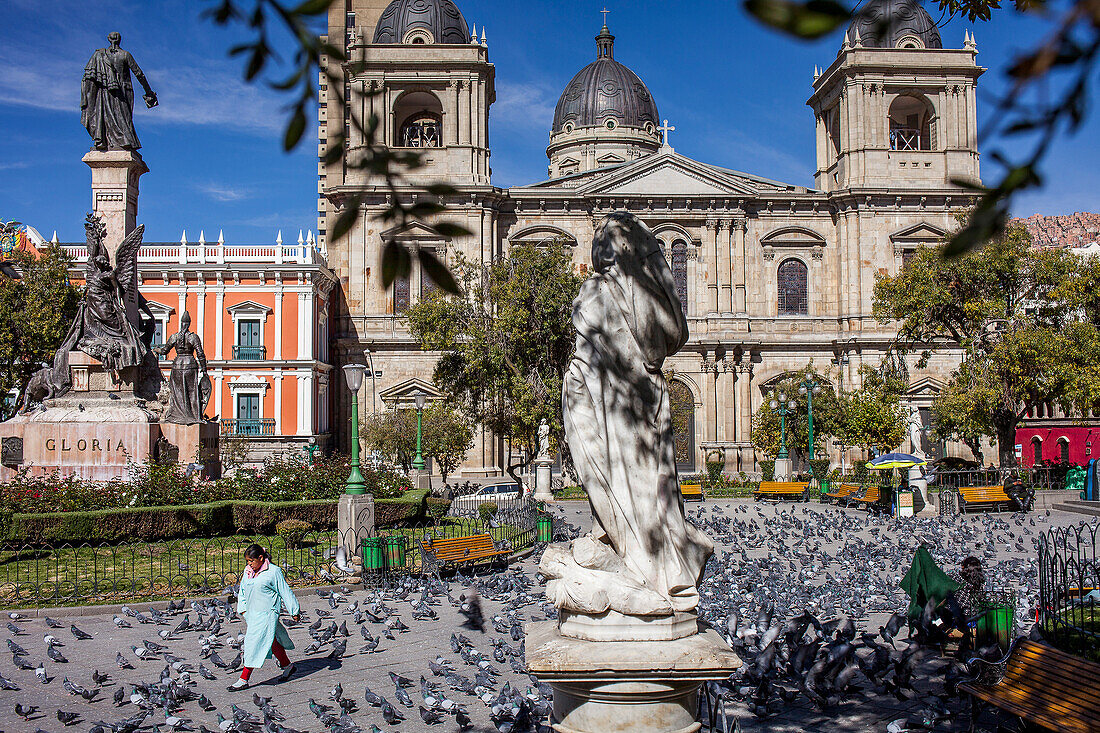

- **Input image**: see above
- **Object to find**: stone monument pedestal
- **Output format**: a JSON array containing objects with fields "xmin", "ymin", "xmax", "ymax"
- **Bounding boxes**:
[
  {"xmin": 0, "ymin": 351, "xmax": 220, "ymax": 481},
  {"xmin": 337, "ymin": 493, "xmax": 375, "ymax": 557},
  {"xmin": 773, "ymin": 457, "xmax": 793, "ymax": 481},
  {"xmin": 526, "ymin": 622, "xmax": 741, "ymax": 733},
  {"xmin": 908, "ymin": 465, "xmax": 931, "ymax": 514},
  {"xmin": 534, "ymin": 456, "xmax": 554, "ymax": 503}
]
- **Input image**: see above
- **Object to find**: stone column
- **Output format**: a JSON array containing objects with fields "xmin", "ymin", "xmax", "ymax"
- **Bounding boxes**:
[
  {"xmin": 717, "ymin": 219, "xmax": 732, "ymax": 313},
  {"xmin": 702, "ymin": 352, "xmax": 717, "ymax": 444},
  {"xmin": 84, "ymin": 150, "xmax": 147, "ymax": 325},
  {"xmin": 716, "ymin": 357, "xmax": 730, "ymax": 443},
  {"xmin": 703, "ymin": 219, "xmax": 718, "ymax": 313},
  {"xmin": 737, "ymin": 358, "xmax": 753, "ymax": 443},
  {"xmin": 733, "ymin": 218, "xmax": 747, "ymax": 313}
]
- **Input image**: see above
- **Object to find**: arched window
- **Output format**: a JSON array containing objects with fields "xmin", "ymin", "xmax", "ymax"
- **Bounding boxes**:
[
  {"xmin": 1058, "ymin": 438, "xmax": 1070, "ymax": 464},
  {"xmin": 400, "ymin": 113, "xmax": 441, "ymax": 148},
  {"xmin": 889, "ymin": 95, "xmax": 935, "ymax": 151},
  {"xmin": 671, "ymin": 240, "xmax": 688, "ymax": 315},
  {"xmin": 1032, "ymin": 437, "xmax": 1042, "ymax": 465},
  {"xmin": 777, "ymin": 258, "xmax": 808, "ymax": 315},
  {"xmin": 668, "ymin": 380, "xmax": 695, "ymax": 473},
  {"xmin": 394, "ymin": 91, "xmax": 444, "ymax": 148},
  {"xmin": 393, "ymin": 275, "xmax": 410, "ymax": 314}
]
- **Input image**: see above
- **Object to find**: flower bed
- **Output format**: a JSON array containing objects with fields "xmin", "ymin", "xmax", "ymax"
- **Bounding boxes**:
[{"xmin": 0, "ymin": 454, "xmax": 410, "ymax": 514}]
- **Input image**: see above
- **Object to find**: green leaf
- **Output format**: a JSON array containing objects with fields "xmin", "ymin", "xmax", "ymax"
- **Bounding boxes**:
[
  {"xmin": 423, "ymin": 183, "xmax": 459, "ymax": 196},
  {"xmin": 292, "ymin": 0, "xmax": 334, "ymax": 15},
  {"xmin": 283, "ymin": 104, "xmax": 307, "ymax": 151},
  {"xmin": 430, "ymin": 221, "xmax": 473, "ymax": 238},
  {"xmin": 329, "ymin": 198, "xmax": 362, "ymax": 242},
  {"xmin": 381, "ymin": 239, "xmax": 412, "ymax": 288},
  {"xmin": 744, "ymin": 0, "xmax": 851, "ymax": 39},
  {"xmin": 418, "ymin": 249, "xmax": 461, "ymax": 295}
]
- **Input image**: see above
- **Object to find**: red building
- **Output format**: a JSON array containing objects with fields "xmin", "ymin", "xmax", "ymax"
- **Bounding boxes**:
[{"xmin": 1015, "ymin": 403, "xmax": 1099, "ymax": 467}]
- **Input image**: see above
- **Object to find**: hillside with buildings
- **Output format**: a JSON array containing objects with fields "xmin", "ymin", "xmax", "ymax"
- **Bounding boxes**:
[{"xmin": 1016, "ymin": 212, "xmax": 1100, "ymax": 249}]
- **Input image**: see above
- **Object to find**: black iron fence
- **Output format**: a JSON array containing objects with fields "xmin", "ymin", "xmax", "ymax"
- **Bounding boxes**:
[
  {"xmin": 0, "ymin": 499, "xmax": 539, "ymax": 609},
  {"xmin": 1039, "ymin": 522, "xmax": 1100, "ymax": 661}
]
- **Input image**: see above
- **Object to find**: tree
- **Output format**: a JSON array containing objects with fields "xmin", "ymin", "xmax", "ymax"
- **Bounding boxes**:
[
  {"xmin": 836, "ymin": 365, "xmax": 907, "ymax": 457},
  {"xmin": 405, "ymin": 242, "xmax": 583, "ymax": 481},
  {"xmin": 0, "ymin": 242, "xmax": 81, "ymax": 419},
  {"xmin": 873, "ymin": 224, "xmax": 1100, "ymax": 466},
  {"xmin": 750, "ymin": 365, "xmax": 841, "ymax": 468},
  {"xmin": 421, "ymin": 402, "xmax": 474, "ymax": 483},
  {"xmin": 361, "ymin": 402, "xmax": 474, "ymax": 481}
]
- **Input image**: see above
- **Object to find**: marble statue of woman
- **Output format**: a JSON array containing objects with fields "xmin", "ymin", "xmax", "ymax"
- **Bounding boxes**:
[{"xmin": 540, "ymin": 212, "xmax": 714, "ymax": 619}]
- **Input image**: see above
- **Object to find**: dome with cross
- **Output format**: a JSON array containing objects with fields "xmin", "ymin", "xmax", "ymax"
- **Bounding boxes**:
[
  {"xmin": 372, "ymin": 0, "xmax": 472, "ymax": 45},
  {"xmin": 551, "ymin": 22, "xmax": 660, "ymax": 136},
  {"xmin": 546, "ymin": 19, "xmax": 662, "ymax": 178}
]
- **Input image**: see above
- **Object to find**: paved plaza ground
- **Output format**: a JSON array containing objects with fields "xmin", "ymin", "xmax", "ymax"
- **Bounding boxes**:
[{"xmin": 0, "ymin": 496, "xmax": 1092, "ymax": 733}]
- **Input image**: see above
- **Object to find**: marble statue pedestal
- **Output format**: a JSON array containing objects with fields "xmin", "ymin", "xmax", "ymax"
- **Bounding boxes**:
[
  {"xmin": 773, "ymin": 457, "xmax": 793, "ymax": 481},
  {"xmin": 534, "ymin": 456, "xmax": 554, "ymax": 502},
  {"xmin": 337, "ymin": 493, "xmax": 375, "ymax": 557},
  {"xmin": 908, "ymin": 465, "xmax": 931, "ymax": 514},
  {"xmin": 526, "ymin": 622, "xmax": 741, "ymax": 733}
]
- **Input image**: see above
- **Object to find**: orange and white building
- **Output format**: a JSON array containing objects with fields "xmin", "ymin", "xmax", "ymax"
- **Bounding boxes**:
[{"xmin": 60, "ymin": 229, "xmax": 336, "ymax": 459}]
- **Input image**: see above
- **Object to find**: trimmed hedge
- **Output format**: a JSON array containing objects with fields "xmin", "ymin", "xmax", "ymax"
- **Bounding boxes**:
[{"xmin": 3, "ymin": 489, "xmax": 430, "ymax": 544}]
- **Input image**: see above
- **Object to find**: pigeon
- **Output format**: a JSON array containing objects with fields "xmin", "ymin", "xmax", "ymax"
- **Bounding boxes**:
[
  {"xmin": 0, "ymin": 672, "xmax": 18, "ymax": 690},
  {"xmin": 92, "ymin": 669, "xmax": 110, "ymax": 685},
  {"xmin": 459, "ymin": 593, "xmax": 485, "ymax": 633},
  {"xmin": 113, "ymin": 615, "xmax": 131, "ymax": 628},
  {"xmin": 57, "ymin": 708, "xmax": 81, "ymax": 725},
  {"xmin": 15, "ymin": 703, "xmax": 38, "ymax": 719},
  {"xmin": 116, "ymin": 652, "xmax": 135, "ymax": 669},
  {"xmin": 43, "ymin": 617, "xmax": 64, "ymax": 628},
  {"xmin": 70, "ymin": 624, "xmax": 93, "ymax": 640},
  {"xmin": 113, "ymin": 687, "xmax": 125, "ymax": 705},
  {"xmin": 419, "ymin": 705, "xmax": 445, "ymax": 724},
  {"xmin": 7, "ymin": 621, "xmax": 25, "ymax": 635},
  {"xmin": 47, "ymin": 645, "xmax": 68, "ymax": 663}
]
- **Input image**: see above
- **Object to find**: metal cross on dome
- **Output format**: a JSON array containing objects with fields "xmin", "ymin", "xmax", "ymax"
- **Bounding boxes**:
[
  {"xmin": 658, "ymin": 119, "xmax": 675, "ymax": 146},
  {"xmin": 601, "ymin": 8, "xmax": 610, "ymax": 25}
]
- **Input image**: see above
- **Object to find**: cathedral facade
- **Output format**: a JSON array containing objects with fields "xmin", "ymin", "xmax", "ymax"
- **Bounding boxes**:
[{"xmin": 319, "ymin": 0, "xmax": 983, "ymax": 475}]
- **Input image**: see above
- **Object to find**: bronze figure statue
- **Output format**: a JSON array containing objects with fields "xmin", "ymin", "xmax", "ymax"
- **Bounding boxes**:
[
  {"xmin": 155, "ymin": 311, "xmax": 210, "ymax": 424},
  {"xmin": 49, "ymin": 214, "xmax": 149, "ymax": 395},
  {"xmin": 81, "ymin": 32, "xmax": 158, "ymax": 151}
]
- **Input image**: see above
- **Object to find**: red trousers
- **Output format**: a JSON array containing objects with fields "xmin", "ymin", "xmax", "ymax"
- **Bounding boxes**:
[{"xmin": 238, "ymin": 640, "xmax": 290, "ymax": 680}]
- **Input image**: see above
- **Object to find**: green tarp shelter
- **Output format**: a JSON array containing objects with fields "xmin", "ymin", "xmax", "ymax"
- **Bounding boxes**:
[{"xmin": 899, "ymin": 545, "xmax": 960, "ymax": 619}]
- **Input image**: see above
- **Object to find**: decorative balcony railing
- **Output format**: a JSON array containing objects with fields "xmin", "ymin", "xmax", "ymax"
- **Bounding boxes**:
[
  {"xmin": 889, "ymin": 128, "xmax": 924, "ymax": 151},
  {"xmin": 60, "ymin": 230, "xmax": 327, "ymax": 267},
  {"xmin": 232, "ymin": 345, "xmax": 266, "ymax": 360},
  {"xmin": 221, "ymin": 418, "xmax": 276, "ymax": 437}
]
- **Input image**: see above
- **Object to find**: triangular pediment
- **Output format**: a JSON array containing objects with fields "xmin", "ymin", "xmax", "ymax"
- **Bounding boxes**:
[
  {"xmin": 226, "ymin": 300, "xmax": 273, "ymax": 316},
  {"xmin": 891, "ymin": 222, "xmax": 947, "ymax": 242},
  {"xmin": 580, "ymin": 153, "xmax": 760, "ymax": 197},
  {"xmin": 378, "ymin": 378, "xmax": 443, "ymax": 408},
  {"xmin": 379, "ymin": 221, "xmax": 449, "ymax": 242},
  {"xmin": 906, "ymin": 377, "xmax": 944, "ymax": 396}
]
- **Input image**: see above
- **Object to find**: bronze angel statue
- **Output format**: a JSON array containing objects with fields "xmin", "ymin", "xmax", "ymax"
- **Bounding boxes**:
[{"xmin": 48, "ymin": 214, "xmax": 149, "ymax": 395}]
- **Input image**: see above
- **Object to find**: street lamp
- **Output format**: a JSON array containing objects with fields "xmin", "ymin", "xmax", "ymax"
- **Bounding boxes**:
[
  {"xmin": 342, "ymin": 363, "xmax": 367, "ymax": 494},
  {"xmin": 769, "ymin": 391, "xmax": 797, "ymax": 460},
  {"xmin": 412, "ymin": 390, "xmax": 427, "ymax": 471},
  {"xmin": 798, "ymin": 378, "xmax": 823, "ymax": 460}
]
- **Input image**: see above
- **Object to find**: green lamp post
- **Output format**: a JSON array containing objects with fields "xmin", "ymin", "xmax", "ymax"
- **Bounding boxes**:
[
  {"xmin": 342, "ymin": 363, "xmax": 367, "ymax": 494},
  {"xmin": 769, "ymin": 391, "xmax": 796, "ymax": 460},
  {"xmin": 412, "ymin": 390, "xmax": 426, "ymax": 472},
  {"xmin": 798, "ymin": 378, "xmax": 822, "ymax": 460}
]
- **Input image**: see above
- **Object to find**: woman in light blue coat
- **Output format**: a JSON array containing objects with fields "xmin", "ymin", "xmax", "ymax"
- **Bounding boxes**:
[{"xmin": 228, "ymin": 544, "xmax": 300, "ymax": 691}]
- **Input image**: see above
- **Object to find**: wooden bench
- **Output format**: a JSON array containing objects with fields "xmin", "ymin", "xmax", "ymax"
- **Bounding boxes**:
[
  {"xmin": 958, "ymin": 485, "xmax": 1017, "ymax": 513},
  {"xmin": 822, "ymin": 483, "xmax": 860, "ymax": 504},
  {"xmin": 958, "ymin": 639, "xmax": 1100, "ymax": 733},
  {"xmin": 420, "ymin": 533, "xmax": 510, "ymax": 574},
  {"xmin": 753, "ymin": 481, "xmax": 809, "ymax": 501},
  {"xmin": 852, "ymin": 485, "xmax": 886, "ymax": 511},
  {"xmin": 680, "ymin": 484, "xmax": 704, "ymax": 502}
]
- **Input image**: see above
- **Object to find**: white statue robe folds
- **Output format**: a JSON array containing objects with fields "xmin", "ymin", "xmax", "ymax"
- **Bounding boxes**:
[{"xmin": 542, "ymin": 213, "xmax": 714, "ymax": 617}]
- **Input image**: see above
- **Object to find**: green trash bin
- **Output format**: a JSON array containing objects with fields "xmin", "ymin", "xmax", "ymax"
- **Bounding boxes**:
[
  {"xmin": 536, "ymin": 515, "xmax": 553, "ymax": 543},
  {"xmin": 360, "ymin": 536, "xmax": 385, "ymax": 572},
  {"xmin": 819, "ymin": 479, "xmax": 830, "ymax": 497},
  {"xmin": 383, "ymin": 535, "xmax": 407, "ymax": 569},
  {"xmin": 975, "ymin": 605, "xmax": 1015, "ymax": 653}
]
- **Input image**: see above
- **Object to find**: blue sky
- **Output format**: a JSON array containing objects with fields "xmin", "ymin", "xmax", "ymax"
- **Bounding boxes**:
[{"xmin": 1, "ymin": 0, "xmax": 1097, "ymax": 244}]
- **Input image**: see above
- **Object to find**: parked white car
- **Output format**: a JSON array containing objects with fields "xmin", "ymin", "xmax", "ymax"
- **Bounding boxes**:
[{"xmin": 450, "ymin": 480, "xmax": 525, "ymax": 517}]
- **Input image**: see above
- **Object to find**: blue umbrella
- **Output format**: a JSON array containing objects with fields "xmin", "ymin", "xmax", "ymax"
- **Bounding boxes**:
[{"xmin": 867, "ymin": 452, "xmax": 928, "ymax": 470}]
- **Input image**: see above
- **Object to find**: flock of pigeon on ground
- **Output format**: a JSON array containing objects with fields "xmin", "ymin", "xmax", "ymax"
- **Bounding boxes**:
[{"xmin": 0, "ymin": 500, "xmax": 1088, "ymax": 733}]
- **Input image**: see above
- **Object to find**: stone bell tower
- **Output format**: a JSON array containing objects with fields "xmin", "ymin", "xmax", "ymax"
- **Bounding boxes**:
[{"xmin": 807, "ymin": 0, "xmax": 984, "ymax": 193}]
